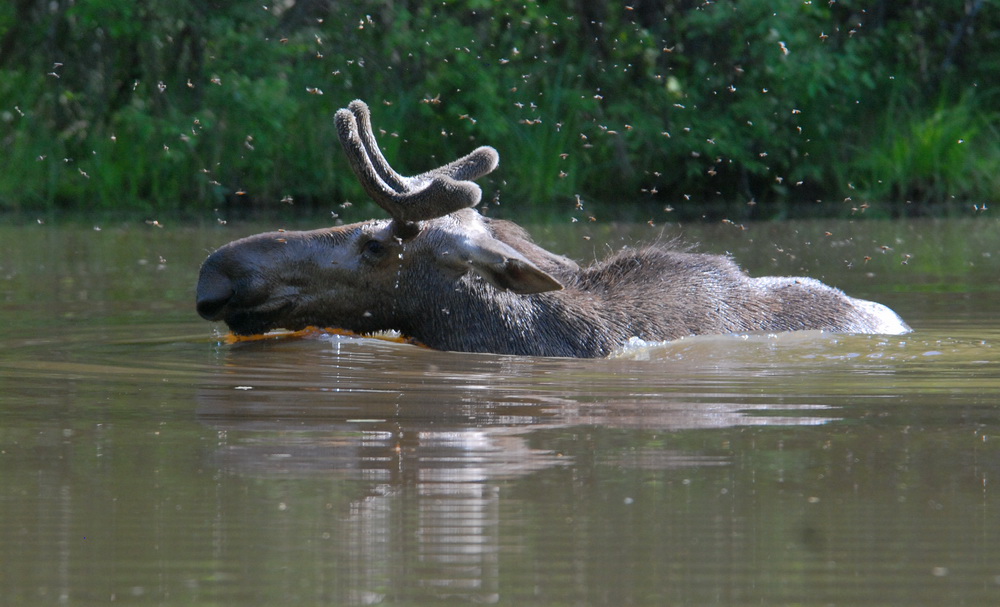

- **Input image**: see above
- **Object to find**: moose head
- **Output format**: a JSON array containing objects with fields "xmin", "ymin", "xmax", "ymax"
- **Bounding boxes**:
[{"xmin": 196, "ymin": 100, "xmax": 909, "ymax": 357}]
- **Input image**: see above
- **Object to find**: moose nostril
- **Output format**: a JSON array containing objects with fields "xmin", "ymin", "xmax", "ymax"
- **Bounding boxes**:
[{"xmin": 196, "ymin": 280, "xmax": 235, "ymax": 320}]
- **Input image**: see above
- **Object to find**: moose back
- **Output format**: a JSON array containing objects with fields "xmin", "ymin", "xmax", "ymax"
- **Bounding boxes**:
[{"xmin": 196, "ymin": 100, "xmax": 909, "ymax": 358}]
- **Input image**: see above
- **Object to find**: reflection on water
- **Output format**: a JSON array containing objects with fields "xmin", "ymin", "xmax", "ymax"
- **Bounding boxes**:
[
  {"xmin": 1, "ymin": 218, "xmax": 999, "ymax": 605},
  {"xmin": 196, "ymin": 334, "xmax": 844, "ymax": 603}
]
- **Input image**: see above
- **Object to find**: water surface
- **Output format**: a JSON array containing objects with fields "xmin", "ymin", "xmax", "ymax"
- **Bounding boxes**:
[{"xmin": 1, "ymin": 216, "xmax": 999, "ymax": 605}]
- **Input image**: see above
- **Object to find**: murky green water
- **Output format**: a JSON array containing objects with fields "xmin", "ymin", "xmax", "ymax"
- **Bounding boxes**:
[{"xmin": 2, "ymin": 216, "xmax": 999, "ymax": 605}]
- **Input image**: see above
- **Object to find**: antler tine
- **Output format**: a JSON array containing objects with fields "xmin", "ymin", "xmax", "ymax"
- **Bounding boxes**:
[
  {"xmin": 335, "ymin": 99, "xmax": 500, "ymax": 225},
  {"xmin": 344, "ymin": 99, "xmax": 407, "ymax": 192},
  {"xmin": 335, "ymin": 106, "xmax": 402, "ymax": 214},
  {"xmin": 418, "ymin": 145, "xmax": 499, "ymax": 183}
]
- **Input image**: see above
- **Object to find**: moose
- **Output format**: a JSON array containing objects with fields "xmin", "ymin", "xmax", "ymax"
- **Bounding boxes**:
[{"xmin": 196, "ymin": 100, "xmax": 910, "ymax": 358}]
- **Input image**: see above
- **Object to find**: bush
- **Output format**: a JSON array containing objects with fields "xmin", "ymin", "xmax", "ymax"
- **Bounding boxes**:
[{"xmin": 0, "ymin": 0, "xmax": 996, "ymax": 219}]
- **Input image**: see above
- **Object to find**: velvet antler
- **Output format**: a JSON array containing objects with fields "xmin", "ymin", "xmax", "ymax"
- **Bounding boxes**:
[{"xmin": 334, "ymin": 100, "xmax": 499, "ymax": 229}]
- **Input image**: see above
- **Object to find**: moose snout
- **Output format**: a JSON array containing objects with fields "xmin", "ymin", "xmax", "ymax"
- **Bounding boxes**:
[{"xmin": 195, "ymin": 267, "xmax": 235, "ymax": 321}]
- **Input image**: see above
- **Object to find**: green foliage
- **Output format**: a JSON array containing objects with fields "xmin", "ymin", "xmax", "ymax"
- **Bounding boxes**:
[
  {"xmin": 0, "ymin": 0, "xmax": 996, "ymax": 218},
  {"xmin": 850, "ymin": 92, "xmax": 1000, "ymax": 212}
]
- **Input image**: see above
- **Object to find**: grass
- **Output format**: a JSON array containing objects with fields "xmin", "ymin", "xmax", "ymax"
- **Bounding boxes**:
[{"xmin": 848, "ymin": 92, "xmax": 1000, "ymax": 214}]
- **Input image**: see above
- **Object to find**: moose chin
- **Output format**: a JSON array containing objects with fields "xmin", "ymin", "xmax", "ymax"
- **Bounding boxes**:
[{"xmin": 196, "ymin": 99, "xmax": 910, "ymax": 358}]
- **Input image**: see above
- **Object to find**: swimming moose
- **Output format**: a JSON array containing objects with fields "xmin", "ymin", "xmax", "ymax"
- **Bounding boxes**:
[{"xmin": 196, "ymin": 100, "xmax": 910, "ymax": 357}]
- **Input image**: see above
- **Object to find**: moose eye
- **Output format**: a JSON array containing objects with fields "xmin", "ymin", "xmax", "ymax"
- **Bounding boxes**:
[{"xmin": 362, "ymin": 239, "xmax": 385, "ymax": 257}]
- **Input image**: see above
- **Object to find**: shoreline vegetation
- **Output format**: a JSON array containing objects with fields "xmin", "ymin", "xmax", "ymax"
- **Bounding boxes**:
[{"xmin": 0, "ymin": 1, "xmax": 996, "ymax": 222}]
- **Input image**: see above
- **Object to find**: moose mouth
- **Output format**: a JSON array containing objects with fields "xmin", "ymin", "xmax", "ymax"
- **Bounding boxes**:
[
  {"xmin": 206, "ymin": 301, "xmax": 299, "ymax": 337},
  {"xmin": 223, "ymin": 312, "xmax": 286, "ymax": 336}
]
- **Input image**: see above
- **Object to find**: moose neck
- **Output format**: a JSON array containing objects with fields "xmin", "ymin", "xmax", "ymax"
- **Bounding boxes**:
[{"xmin": 397, "ymin": 277, "xmax": 616, "ymax": 358}]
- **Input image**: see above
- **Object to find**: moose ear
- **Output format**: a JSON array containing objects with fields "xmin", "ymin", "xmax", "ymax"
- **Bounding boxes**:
[
  {"xmin": 473, "ymin": 255, "xmax": 564, "ymax": 294},
  {"xmin": 447, "ymin": 236, "xmax": 563, "ymax": 295}
]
